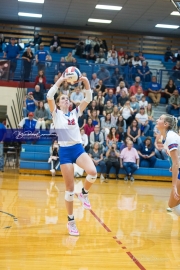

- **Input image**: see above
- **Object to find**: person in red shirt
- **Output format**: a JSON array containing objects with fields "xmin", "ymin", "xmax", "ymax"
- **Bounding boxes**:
[
  {"xmin": 84, "ymin": 117, "xmax": 94, "ymax": 136},
  {"xmin": 172, "ymin": 61, "xmax": 180, "ymax": 80},
  {"xmin": 129, "ymin": 77, "xmax": 143, "ymax": 96},
  {"xmin": 34, "ymin": 70, "xmax": 46, "ymax": 93}
]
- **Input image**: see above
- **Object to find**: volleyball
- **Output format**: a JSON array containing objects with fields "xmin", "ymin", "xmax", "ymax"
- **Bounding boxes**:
[{"xmin": 63, "ymin": 66, "xmax": 81, "ymax": 84}]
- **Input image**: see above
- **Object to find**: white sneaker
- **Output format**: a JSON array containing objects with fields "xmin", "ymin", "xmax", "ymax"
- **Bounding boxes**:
[
  {"xmin": 166, "ymin": 207, "xmax": 172, "ymax": 212},
  {"xmin": 78, "ymin": 193, "xmax": 91, "ymax": 210},
  {"xmin": 50, "ymin": 169, "xmax": 55, "ymax": 173},
  {"xmin": 67, "ymin": 220, "xmax": 79, "ymax": 236},
  {"xmin": 100, "ymin": 174, "xmax": 104, "ymax": 180}
]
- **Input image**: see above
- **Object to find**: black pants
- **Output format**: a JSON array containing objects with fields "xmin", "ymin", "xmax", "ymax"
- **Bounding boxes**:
[
  {"xmin": 23, "ymin": 60, "xmax": 32, "ymax": 81},
  {"xmin": 125, "ymin": 116, "xmax": 133, "ymax": 127},
  {"xmin": 51, "ymin": 159, "xmax": 60, "ymax": 170},
  {"xmin": 106, "ymin": 160, "xmax": 120, "ymax": 175}
]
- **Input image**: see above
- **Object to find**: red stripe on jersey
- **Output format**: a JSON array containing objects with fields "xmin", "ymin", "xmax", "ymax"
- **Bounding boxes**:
[{"xmin": 168, "ymin": 143, "xmax": 178, "ymax": 150}]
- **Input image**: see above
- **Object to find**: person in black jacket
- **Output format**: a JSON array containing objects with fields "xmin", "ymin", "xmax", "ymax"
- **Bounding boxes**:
[
  {"xmin": 29, "ymin": 33, "xmax": 42, "ymax": 52},
  {"xmin": 50, "ymin": 35, "xmax": 61, "ymax": 53}
]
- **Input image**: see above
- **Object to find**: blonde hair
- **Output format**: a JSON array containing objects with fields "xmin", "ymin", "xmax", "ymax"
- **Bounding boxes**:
[{"xmin": 164, "ymin": 114, "xmax": 178, "ymax": 132}]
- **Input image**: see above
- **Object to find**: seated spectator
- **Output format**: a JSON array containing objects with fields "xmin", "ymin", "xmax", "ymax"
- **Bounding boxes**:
[
  {"xmin": 104, "ymin": 89, "xmax": 117, "ymax": 105},
  {"xmin": 130, "ymin": 96, "xmax": 139, "ymax": 117},
  {"xmin": 154, "ymin": 134, "xmax": 168, "ymax": 160},
  {"xmin": 90, "ymin": 125, "xmax": 104, "ymax": 148},
  {"xmin": 84, "ymin": 117, "xmax": 94, "ymax": 136},
  {"xmin": 138, "ymin": 51, "xmax": 145, "ymax": 61},
  {"xmin": 135, "ymin": 107, "xmax": 149, "ymax": 136},
  {"xmin": 120, "ymin": 136, "xmax": 132, "ymax": 152},
  {"xmin": 147, "ymin": 104, "xmax": 154, "ymax": 121},
  {"xmin": 34, "ymin": 70, "xmax": 46, "ymax": 93},
  {"xmin": 95, "ymin": 48, "xmax": 106, "ymax": 64},
  {"xmin": 86, "ymin": 48, "xmax": 96, "ymax": 62},
  {"xmin": 97, "ymin": 66, "xmax": 110, "ymax": 84},
  {"xmin": 58, "ymin": 57, "xmax": 66, "ymax": 73},
  {"xmin": 164, "ymin": 79, "xmax": 176, "ymax": 103},
  {"xmin": 94, "ymin": 91, "xmax": 104, "ymax": 115},
  {"xmin": 90, "ymin": 110, "xmax": 100, "ymax": 126},
  {"xmin": 175, "ymin": 48, "xmax": 180, "ymax": 61},
  {"xmin": 116, "ymin": 81, "xmax": 129, "ymax": 97},
  {"xmin": 45, "ymin": 54, "xmax": 52, "ymax": 68},
  {"xmin": 107, "ymin": 52, "xmax": 118, "ymax": 66},
  {"xmin": 91, "ymin": 73, "xmax": 99, "ymax": 93},
  {"xmin": 22, "ymin": 47, "xmax": 34, "ymax": 81},
  {"xmin": 89, "ymin": 142, "xmax": 106, "ymax": 180},
  {"xmin": 127, "ymin": 119, "xmax": 142, "ymax": 145},
  {"xmin": 87, "ymin": 100, "xmax": 99, "ymax": 117},
  {"xmin": 166, "ymin": 89, "xmax": 180, "ymax": 115},
  {"xmin": 107, "ymin": 45, "xmax": 117, "ymax": 58},
  {"xmin": 75, "ymin": 39, "xmax": 84, "ymax": 57},
  {"xmin": 118, "ymin": 48, "xmax": 125, "ymax": 62},
  {"xmin": 118, "ymin": 91, "xmax": 129, "ymax": 107},
  {"xmin": 50, "ymin": 35, "xmax": 61, "ymax": 53},
  {"xmin": 106, "ymin": 127, "xmax": 119, "ymax": 150},
  {"xmin": 116, "ymin": 115, "xmax": 126, "ymax": 141},
  {"xmin": 129, "ymin": 76, "xmax": 143, "ymax": 96},
  {"xmin": 137, "ymin": 61, "xmax": 151, "ymax": 82},
  {"xmin": 35, "ymin": 43, "xmax": 49, "ymax": 72},
  {"xmin": 120, "ymin": 100, "xmax": 134, "ymax": 126},
  {"xmin": 120, "ymin": 140, "xmax": 139, "ymax": 182},
  {"xmin": 164, "ymin": 46, "xmax": 174, "ymax": 62},
  {"xmin": 172, "ymin": 61, "xmax": 180, "ymax": 81},
  {"xmin": 132, "ymin": 56, "xmax": 142, "ymax": 67},
  {"xmin": 49, "ymin": 140, "xmax": 60, "ymax": 176},
  {"xmin": 78, "ymin": 72, "xmax": 87, "ymax": 95},
  {"xmin": 111, "ymin": 106, "xmax": 120, "ymax": 126},
  {"xmin": 139, "ymin": 95, "xmax": 148, "ymax": 112},
  {"xmin": 138, "ymin": 137, "xmax": 156, "ymax": 168},
  {"xmin": 60, "ymin": 81, "xmax": 71, "ymax": 96},
  {"xmin": 34, "ymin": 101, "xmax": 49, "ymax": 129},
  {"xmin": 93, "ymin": 37, "xmax": 100, "ymax": 54},
  {"xmin": 120, "ymin": 54, "xmax": 129, "ymax": 66},
  {"xmin": 18, "ymin": 112, "xmax": 38, "ymax": 131},
  {"xmin": 95, "ymin": 80, "xmax": 107, "ymax": 96},
  {"xmin": 148, "ymin": 76, "xmax": 162, "ymax": 106},
  {"xmin": 65, "ymin": 52, "xmax": 74, "ymax": 62},
  {"xmin": 101, "ymin": 113, "xmax": 112, "ymax": 137},
  {"xmin": 78, "ymin": 113, "xmax": 86, "ymax": 129},
  {"xmin": 23, "ymin": 92, "xmax": 36, "ymax": 117},
  {"xmin": 80, "ymin": 128, "xmax": 89, "ymax": 152},
  {"xmin": 84, "ymin": 36, "xmax": 92, "ymax": 53},
  {"xmin": 44, "ymin": 99, "xmax": 52, "ymax": 129},
  {"xmin": 33, "ymin": 85, "xmax": 44, "ymax": 102},
  {"xmin": 70, "ymin": 87, "xmax": 84, "ymax": 108},
  {"xmin": 105, "ymin": 143, "xmax": 120, "ymax": 180},
  {"xmin": 29, "ymin": 33, "xmax": 42, "ymax": 52},
  {"xmin": 103, "ymin": 100, "xmax": 114, "ymax": 117},
  {"xmin": 111, "ymin": 68, "xmax": 121, "ymax": 87},
  {"xmin": 124, "ymin": 61, "xmax": 137, "ymax": 81},
  {"xmin": 135, "ymin": 88, "xmax": 144, "ymax": 102}
]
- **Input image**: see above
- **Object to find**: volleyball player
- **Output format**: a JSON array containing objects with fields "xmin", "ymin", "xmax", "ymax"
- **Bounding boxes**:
[
  {"xmin": 47, "ymin": 74, "xmax": 97, "ymax": 236},
  {"xmin": 156, "ymin": 114, "xmax": 180, "ymax": 216}
]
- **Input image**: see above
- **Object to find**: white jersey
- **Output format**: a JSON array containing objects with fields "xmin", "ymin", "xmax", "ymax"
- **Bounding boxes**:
[
  {"xmin": 163, "ymin": 130, "xmax": 180, "ymax": 167},
  {"xmin": 52, "ymin": 106, "xmax": 82, "ymax": 147}
]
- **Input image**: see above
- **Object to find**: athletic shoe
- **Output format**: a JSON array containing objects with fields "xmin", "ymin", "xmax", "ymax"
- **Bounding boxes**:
[
  {"xmin": 50, "ymin": 169, "xmax": 55, "ymax": 174},
  {"xmin": 67, "ymin": 220, "xmax": 79, "ymax": 236},
  {"xmin": 166, "ymin": 207, "xmax": 172, "ymax": 212},
  {"xmin": 124, "ymin": 176, "xmax": 128, "ymax": 182},
  {"xmin": 78, "ymin": 193, "xmax": 91, "ymax": 210},
  {"xmin": 100, "ymin": 174, "xmax": 104, "ymax": 180},
  {"xmin": 130, "ymin": 176, "xmax": 134, "ymax": 182}
]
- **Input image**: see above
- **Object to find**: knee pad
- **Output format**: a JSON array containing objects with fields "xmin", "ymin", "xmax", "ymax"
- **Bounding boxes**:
[
  {"xmin": 86, "ymin": 174, "xmax": 97, "ymax": 183},
  {"xmin": 65, "ymin": 191, "xmax": 74, "ymax": 202},
  {"xmin": 171, "ymin": 204, "xmax": 180, "ymax": 216}
]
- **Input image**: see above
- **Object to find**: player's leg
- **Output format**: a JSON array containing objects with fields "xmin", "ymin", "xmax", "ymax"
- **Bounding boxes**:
[
  {"xmin": 61, "ymin": 163, "xmax": 79, "ymax": 236},
  {"xmin": 168, "ymin": 180, "xmax": 180, "ymax": 208}
]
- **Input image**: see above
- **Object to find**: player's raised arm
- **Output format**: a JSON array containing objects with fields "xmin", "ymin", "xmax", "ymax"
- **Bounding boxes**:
[
  {"xmin": 47, "ymin": 75, "xmax": 65, "ymax": 112},
  {"xmin": 79, "ymin": 76, "xmax": 92, "ymax": 113}
]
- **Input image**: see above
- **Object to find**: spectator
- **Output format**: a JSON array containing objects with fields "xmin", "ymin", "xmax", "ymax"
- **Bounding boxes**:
[
  {"xmin": 139, "ymin": 95, "xmax": 148, "ymax": 112},
  {"xmin": 50, "ymin": 35, "xmax": 61, "ymax": 53},
  {"xmin": 60, "ymin": 81, "xmax": 71, "ymax": 96},
  {"xmin": 107, "ymin": 52, "xmax": 118, "ymax": 66},
  {"xmin": 97, "ymin": 66, "xmax": 110, "ymax": 84},
  {"xmin": 49, "ymin": 140, "xmax": 60, "ymax": 176},
  {"xmin": 33, "ymin": 85, "xmax": 44, "ymax": 102},
  {"xmin": 84, "ymin": 117, "xmax": 94, "ymax": 136},
  {"xmin": 135, "ymin": 107, "xmax": 149, "ymax": 136},
  {"xmin": 148, "ymin": 76, "xmax": 162, "ymax": 106},
  {"xmin": 120, "ymin": 100, "xmax": 134, "ymax": 126},
  {"xmin": 90, "ymin": 125, "xmax": 104, "ymax": 147},
  {"xmin": 124, "ymin": 61, "xmax": 136, "ymax": 81},
  {"xmin": 87, "ymin": 100, "xmax": 99, "ymax": 117},
  {"xmin": 35, "ymin": 43, "xmax": 49, "ymax": 72},
  {"xmin": 17, "ymin": 38, "xmax": 24, "ymax": 51},
  {"xmin": 132, "ymin": 56, "xmax": 142, "ymax": 67},
  {"xmin": 86, "ymin": 48, "xmax": 96, "ymax": 62},
  {"xmin": 22, "ymin": 47, "xmax": 34, "ymax": 81},
  {"xmin": 3, "ymin": 37, "xmax": 20, "ymax": 79},
  {"xmin": 106, "ymin": 127, "xmax": 119, "ymax": 150},
  {"xmin": 104, "ymin": 89, "xmax": 117, "ymax": 105},
  {"xmin": 172, "ymin": 61, "xmax": 180, "ymax": 81},
  {"xmin": 58, "ymin": 57, "xmax": 66, "ymax": 73},
  {"xmin": 34, "ymin": 101, "xmax": 49, "ymax": 129},
  {"xmin": 116, "ymin": 115, "xmax": 126, "ymax": 141},
  {"xmin": 103, "ymin": 100, "xmax": 114, "ymax": 117},
  {"xmin": 34, "ymin": 70, "xmax": 46, "ymax": 93},
  {"xmin": 130, "ymin": 96, "xmax": 139, "ymax": 117},
  {"xmin": 127, "ymin": 119, "xmax": 142, "ymax": 145},
  {"xmin": 135, "ymin": 88, "xmax": 144, "ymax": 102},
  {"xmin": 118, "ymin": 47, "xmax": 125, "ymax": 62},
  {"xmin": 101, "ymin": 113, "xmax": 112, "ymax": 138},
  {"xmin": 94, "ymin": 91, "xmax": 104, "ymax": 115},
  {"xmin": 117, "ymin": 91, "xmax": 129, "ymax": 107},
  {"xmin": 116, "ymin": 81, "xmax": 129, "ymax": 97},
  {"xmin": 95, "ymin": 79, "xmax": 107, "ymax": 96},
  {"xmin": 120, "ymin": 140, "xmax": 139, "ymax": 181},
  {"xmin": 120, "ymin": 136, "xmax": 132, "ymax": 152},
  {"xmin": 175, "ymin": 48, "xmax": 180, "ymax": 61},
  {"xmin": 120, "ymin": 54, "xmax": 129, "ymax": 66},
  {"xmin": 65, "ymin": 52, "xmax": 74, "ymax": 62},
  {"xmin": 29, "ymin": 33, "xmax": 42, "ymax": 52},
  {"xmin": 93, "ymin": 37, "xmax": 100, "ymax": 54},
  {"xmin": 70, "ymin": 87, "xmax": 84, "ymax": 108},
  {"xmin": 23, "ymin": 92, "xmax": 36, "ymax": 117},
  {"xmin": 89, "ymin": 142, "xmax": 106, "ymax": 181},
  {"xmin": 84, "ymin": 36, "xmax": 92, "ymax": 53},
  {"xmin": 107, "ymin": 45, "xmax": 117, "ymax": 58},
  {"xmin": 164, "ymin": 79, "xmax": 176, "ymax": 103},
  {"xmin": 0, "ymin": 121, "xmax": 6, "ymax": 172},
  {"xmin": 111, "ymin": 68, "xmax": 121, "ymax": 86},
  {"xmin": 154, "ymin": 134, "xmax": 168, "ymax": 160},
  {"xmin": 91, "ymin": 73, "xmax": 99, "ymax": 93},
  {"xmin": 111, "ymin": 106, "xmax": 120, "ymax": 126},
  {"xmin": 129, "ymin": 76, "xmax": 143, "ymax": 96},
  {"xmin": 166, "ymin": 89, "xmax": 180, "ymax": 115},
  {"xmin": 164, "ymin": 46, "xmax": 174, "ymax": 62},
  {"xmin": 95, "ymin": 48, "xmax": 106, "ymax": 64},
  {"xmin": 105, "ymin": 143, "xmax": 120, "ymax": 180},
  {"xmin": 75, "ymin": 39, "xmax": 84, "ymax": 57},
  {"xmin": 45, "ymin": 54, "xmax": 52, "ymax": 68},
  {"xmin": 138, "ymin": 51, "xmax": 145, "ymax": 61},
  {"xmin": 90, "ymin": 110, "xmax": 100, "ymax": 126},
  {"xmin": 138, "ymin": 137, "xmax": 156, "ymax": 168},
  {"xmin": 78, "ymin": 113, "xmax": 86, "ymax": 129},
  {"xmin": 147, "ymin": 104, "xmax": 154, "ymax": 121},
  {"xmin": 80, "ymin": 128, "xmax": 89, "ymax": 152},
  {"xmin": 137, "ymin": 61, "xmax": 151, "ymax": 82},
  {"xmin": 44, "ymin": 99, "xmax": 52, "ymax": 129},
  {"xmin": 18, "ymin": 112, "xmax": 38, "ymax": 131}
]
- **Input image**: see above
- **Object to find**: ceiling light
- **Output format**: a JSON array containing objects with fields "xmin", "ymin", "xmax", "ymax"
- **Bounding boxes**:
[
  {"xmin": 171, "ymin": 11, "xmax": 180, "ymax": 15},
  {"xmin": 88, "ymin": 18, "xmax": 112, "ymax": 24},
  {"xmin": 18, "ymin": 0, "xmax": 44, "ymax": 3},
  {"xmin": 155, "ymin": 24, "xmax": 179, "ymax": 29},
  {"xmin": 95, "ymin": 5, "xmax": 122, "ymax": 11},
  {"xmin": 18, "ymin": 12, "xmax": 42, "ymax": 17}
]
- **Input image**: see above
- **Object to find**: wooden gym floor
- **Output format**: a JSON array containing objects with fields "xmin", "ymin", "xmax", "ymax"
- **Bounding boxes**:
[{"xmin": 0, "ymin": 170, "xmax": 180, "ymax": 270}]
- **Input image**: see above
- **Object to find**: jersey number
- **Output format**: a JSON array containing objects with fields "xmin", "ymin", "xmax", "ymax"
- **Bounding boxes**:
[{"xmin": 68, "ymin": 119, "xmax": 75, "ymax": 125}]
